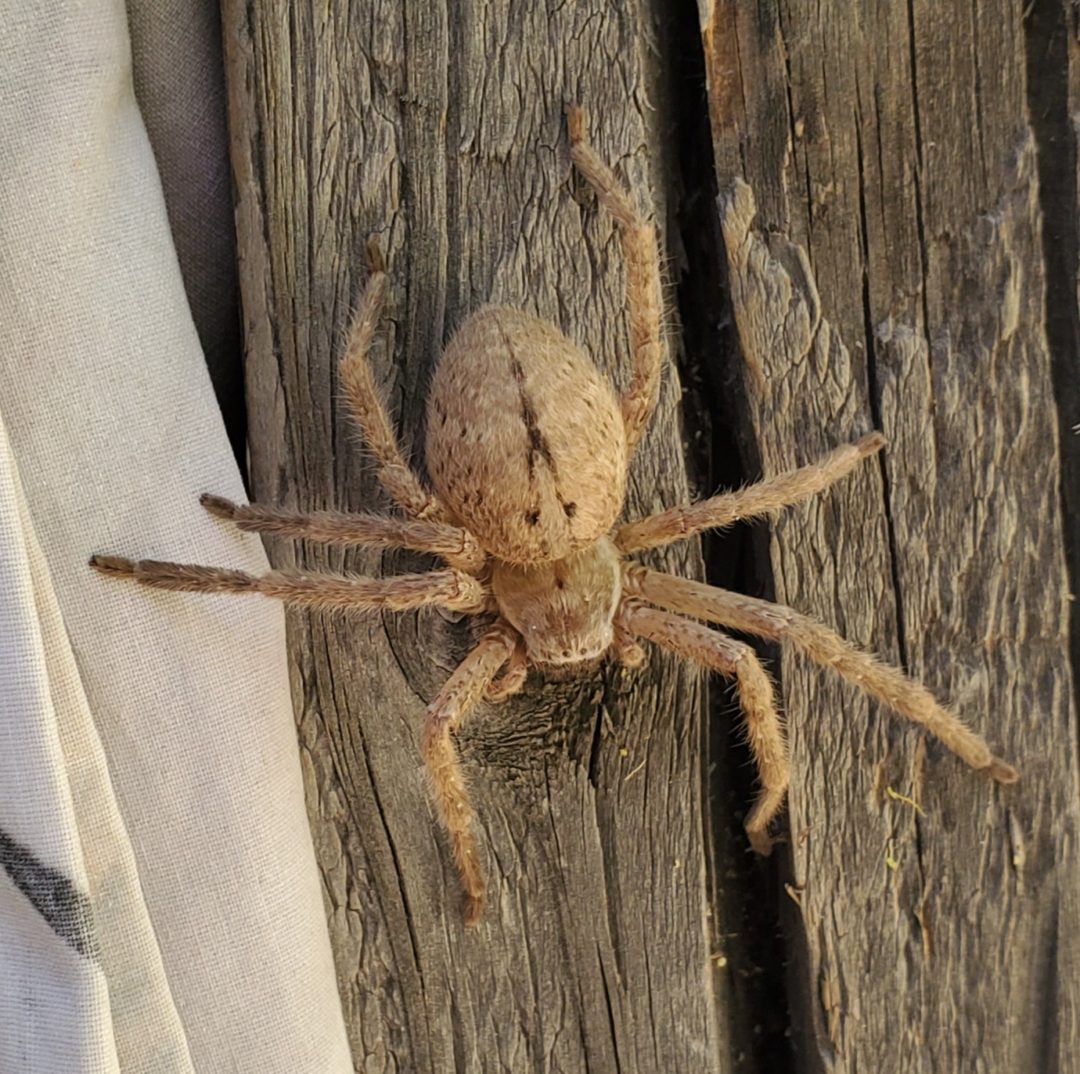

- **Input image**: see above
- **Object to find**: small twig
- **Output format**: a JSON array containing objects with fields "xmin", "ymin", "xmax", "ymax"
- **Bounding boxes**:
[
  {"xmin": 886, "ymin": 786, "xmax": 926, "ymax": 816},
  {"xmin": 885, "ymin": 840, "xmax": 900, "ymax": 871}
]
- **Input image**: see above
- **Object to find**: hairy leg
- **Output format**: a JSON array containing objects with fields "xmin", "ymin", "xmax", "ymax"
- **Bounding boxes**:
[
  {"xmin": 618, "ymin": 598, "xmax": 788, "ymax": 853},
  {"xmin": 567, "ymin": 106, "xmax": 664, "ymax": 455},
  {"xmin": 200, "ymin": 494, "xmax": 485, "ymax": 572},
  {"xmin": 422, "ymin": 621, "xmax": 519, "ymax": 924},
  {"xmin": 617, "ymin": 433, "xmax": 885, "ymax": 554},
  {"xmin": 90, "ymin": 555, "xmax": 487, "ymax": 614},
  {"xmin": 341, "ymin": 238, "xmax": 448, "ymax": 522},
  {"xmin": 485, "ymin": 634, "xmax": 528, "ymax": 702},
  {"xmin": 612, "ymin": 622, "xmax": 646, "ymax": 668},
  {"xmin": 625, "ymin": 566, "xmax": 1018, "ymax": 782}
]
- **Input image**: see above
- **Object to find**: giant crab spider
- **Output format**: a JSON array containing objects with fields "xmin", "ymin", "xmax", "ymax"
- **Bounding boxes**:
[{"xmin": 92, "ymin": 106, "xmax": 1017, "ymax": 926}]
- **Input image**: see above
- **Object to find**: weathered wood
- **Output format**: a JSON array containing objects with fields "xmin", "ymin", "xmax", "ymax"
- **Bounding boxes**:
[
  {"xmin": 216, "ymin": 0, "xmax": 1080, "ymax": 1067},
  {"xmin": 220, "ymin": 3, "xmax": 733, "ymax": 1070},
  {"xmin": 702, "ymin": 0, "xmax": 1080, "ymax": 1069}
]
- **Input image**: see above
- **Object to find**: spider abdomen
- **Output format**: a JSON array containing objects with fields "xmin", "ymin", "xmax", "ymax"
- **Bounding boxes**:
[{"xmin": 426, "ymin": 306, "xmax": 626, "ymax": 564}]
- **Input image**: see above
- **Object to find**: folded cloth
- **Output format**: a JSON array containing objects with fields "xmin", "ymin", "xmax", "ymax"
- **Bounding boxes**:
[{"xmin": 0, "ymin": 3, "xmax": 352, "ymax": 1070}]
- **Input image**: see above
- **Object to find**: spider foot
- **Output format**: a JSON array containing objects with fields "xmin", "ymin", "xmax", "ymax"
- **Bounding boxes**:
[
  {"xmin": 746, "ymin": 827, "xmax": 778, "ymax": 857},
  {"xmin": 987, "ymin": 757, "xmax": 1019, "ymax": 784},
  {"xmin": 89, "ymin": 554, "xmax": 135, "ymax": 576},
  {"xmin": 463, "ymin": 892, "xmax": 485, "ymax": 928},
  {"xmin": 856, "ymin": 431, "xmax": 887, "ymax": 456},
  {"xmin": 566, "ymin": 103, "xmax": 587, "ymax": 145},
  {"xmin": 200, "ymin": 493, "xmax": 239, "ymax": 519},
  {"xmin": 364, "ymin": 234, "xmax": 385, "ymax": 274}
]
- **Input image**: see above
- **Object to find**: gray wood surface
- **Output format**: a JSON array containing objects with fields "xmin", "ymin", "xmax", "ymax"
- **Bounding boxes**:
[
  {"xmin": 219, "ymin": 0, "xmax": 1080, "ymax": 1069},
  {"xmin": 221, "ymin": 2, "xmax": 729, "ymax": 1071},
  {"xmin": 703, "ymin": 0, "xmax": 1080, "ymax": 1070}
]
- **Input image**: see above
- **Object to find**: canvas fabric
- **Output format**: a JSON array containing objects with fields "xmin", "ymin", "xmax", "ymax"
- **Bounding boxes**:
[{"xmin": 0, "ymin": 3, "xmax": 353, "ymax": 1071}]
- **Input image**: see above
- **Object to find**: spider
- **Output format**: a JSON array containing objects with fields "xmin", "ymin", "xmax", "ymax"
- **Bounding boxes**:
[{"xmin": 91, "ymin": 107, "xmax": 1017, "ymax": 926}]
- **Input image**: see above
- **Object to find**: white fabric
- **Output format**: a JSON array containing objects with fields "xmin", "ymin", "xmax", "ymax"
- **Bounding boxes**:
[{"xmin": 0, "ymin": 3, "xmax": 352, "ymax": 1071}]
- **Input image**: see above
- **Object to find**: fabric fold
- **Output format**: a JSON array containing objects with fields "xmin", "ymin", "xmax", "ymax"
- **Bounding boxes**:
[{"xmin": 0, "ymin": 3, "xmax": 353, "ymax": 1070}]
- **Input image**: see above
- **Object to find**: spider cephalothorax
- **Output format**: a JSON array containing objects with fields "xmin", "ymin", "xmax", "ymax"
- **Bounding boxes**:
[{"xmin": 92, "ymin": 107, "xmax": 1017, "ymax": 926}]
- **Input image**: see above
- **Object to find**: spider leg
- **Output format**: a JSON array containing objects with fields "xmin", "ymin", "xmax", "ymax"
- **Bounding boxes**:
[
  {"xmin": 422, "ymin": 621, "xmax": 520, "ymax": 925},
  {"xmin": 616, "ymin": 434, "xmax": 885, "ymax": 553},
  {"xmin": 625, "ymin": 567, "xmax": 1018, "ymax": 783},
  {"xmin": 612, "ymin": 622, "xmax": 646, "ymax": 668},
  {"xmin": 485, "ymin": 634, "xmax": 528, "ymax": 702},
  {"xmin": 90, "ymin": 555, "xmax": 487, "ymax": 614},
  {"xmin": 617, "ymin": 598, "xmax": 788, "ymax": 853},
  {"xmin": 341, "ymin": 238, "xmax": 449, "ymax": 522},
  {"xmin": 567, "ymin": 107, "xmax": 663, "ymax": 456},
  {"xmin": 199, "ymin": 495, "xmax": 485, "ymax": 572}
]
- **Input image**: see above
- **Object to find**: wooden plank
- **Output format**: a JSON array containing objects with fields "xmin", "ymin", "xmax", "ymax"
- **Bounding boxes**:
[
  {"xmin": 220, "ymin": 2, "xmax": 733, "ymax": 1069},
  {"xmin": 701, "ymin": 0, "xmax": 1080, "ymax": 1068}
]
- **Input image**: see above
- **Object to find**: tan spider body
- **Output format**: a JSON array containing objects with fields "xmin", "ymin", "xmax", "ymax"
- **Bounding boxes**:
[
  {"xmin": 92, "ymin": 108, "xmax": 1016, "ymax": 926},
  {"xmin": 428, "ymin": 306, "xmax": 627, "ymax": 565}
]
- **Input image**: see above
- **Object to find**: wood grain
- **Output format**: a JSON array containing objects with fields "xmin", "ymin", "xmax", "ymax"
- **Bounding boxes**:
[
  {"xmin": 702, "ymin": 0, "xmax": 1080, "ymax": 1069},
  {"xmin": 221, "ymin": 2, "xmax": 729, "ymax": 1070},
  {"xmin": 217, "ymin": 0, "xmax": 1080, "ymax": 1067}
]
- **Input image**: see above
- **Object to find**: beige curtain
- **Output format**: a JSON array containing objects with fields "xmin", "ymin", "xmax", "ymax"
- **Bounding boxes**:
[{"xmin": 0, "ymin": 3, "xmax": 352, "ymax": 1070}]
